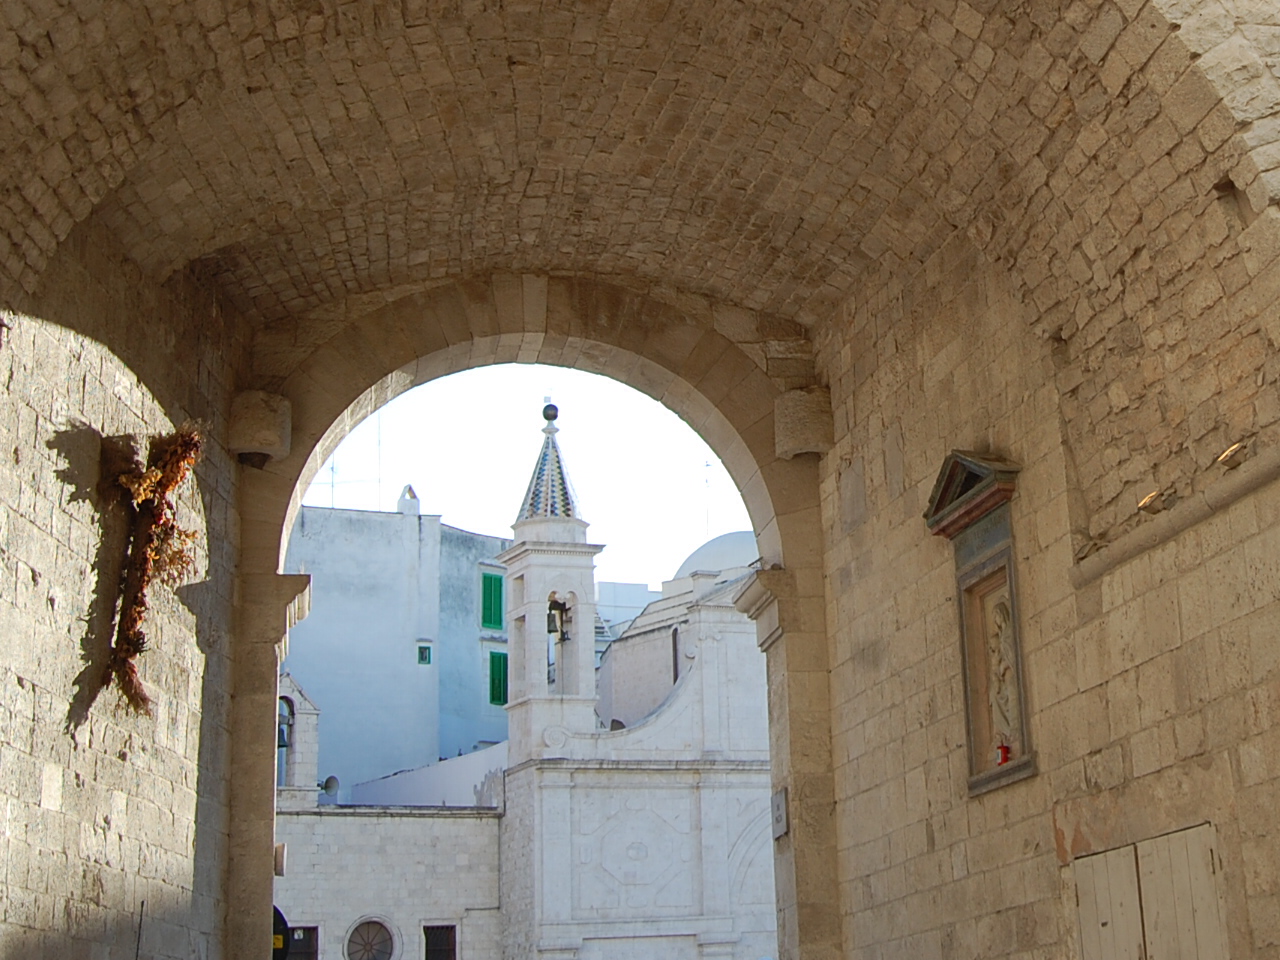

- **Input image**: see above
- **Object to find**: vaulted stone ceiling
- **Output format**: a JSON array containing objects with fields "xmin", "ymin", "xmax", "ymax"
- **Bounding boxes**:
[{"xmin": 2, "ymin": 0, "xmax": 1275, "ymax": 330}]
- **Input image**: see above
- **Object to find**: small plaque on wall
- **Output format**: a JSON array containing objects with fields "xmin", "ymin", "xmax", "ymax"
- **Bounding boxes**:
[
  {"xmin": 925, "ymin": 451, "xmax": 1036, "ymax": 796},
  {"xmin": 771, "ymin": 788, "xmax": 788, "ymax": 839}
]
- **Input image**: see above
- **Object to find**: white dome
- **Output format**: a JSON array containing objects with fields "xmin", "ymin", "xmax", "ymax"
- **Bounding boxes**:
[{"xmin": 673, "ymin": 531, "xmax": 757, "ymax": 579}]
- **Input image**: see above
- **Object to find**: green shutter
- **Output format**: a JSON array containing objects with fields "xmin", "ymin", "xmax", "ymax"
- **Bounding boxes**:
[
  {"xmin": 481, "ymin": 572, "xmax": 504, "ymax": 630},
  {"xmin": 489, "ymin": 651, "xmax": 508, "ymax": 705}
]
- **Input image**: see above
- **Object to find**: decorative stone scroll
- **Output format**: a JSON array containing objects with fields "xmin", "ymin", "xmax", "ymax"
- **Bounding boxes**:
[{"xmin": 925, "ymin": 451, "xmax": 1035, "ymax": 796}]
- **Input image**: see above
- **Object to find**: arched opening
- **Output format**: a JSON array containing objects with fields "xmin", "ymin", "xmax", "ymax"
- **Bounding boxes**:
[
  {"xmin": 276, "ymin": 697, "xmax": 295, "ymax": 787},
  {"xmin": 272, "ymin": 359, "xmax": 780, "ymax": 959},
  {"xmin": 237, "ymin": 276, "xmax": 834, "ymax": 960},
  {"xmin": 3, "ymin": 2, "xmax": 1279, "ymax": 957}
]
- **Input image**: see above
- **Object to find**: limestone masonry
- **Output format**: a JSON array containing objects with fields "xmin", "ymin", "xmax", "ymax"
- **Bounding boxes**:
[{"xmin": 2, "ymin": 0, "xmax": 1280, "ymax": 958}]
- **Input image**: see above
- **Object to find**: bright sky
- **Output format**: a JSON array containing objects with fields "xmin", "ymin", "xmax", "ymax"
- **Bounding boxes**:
[{"xmin": 300, "ymin": 364, "xmax": 753, "ymax": 589}]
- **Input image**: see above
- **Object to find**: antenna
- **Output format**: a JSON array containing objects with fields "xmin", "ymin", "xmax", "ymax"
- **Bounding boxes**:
[{"xmin": 705, "ymin": 460, "xmax": 711, "ymax": 539}]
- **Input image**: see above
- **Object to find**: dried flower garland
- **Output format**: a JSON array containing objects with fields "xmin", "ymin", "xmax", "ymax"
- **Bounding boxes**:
[{"xmin": 107, "ymin": 424, "xmax": 203, "ymax": 714}]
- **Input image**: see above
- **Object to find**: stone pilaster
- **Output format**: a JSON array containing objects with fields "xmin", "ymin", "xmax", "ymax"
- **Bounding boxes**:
[
  {"xmin": 225, "ymin": 572, "xmax": 310, "ymax": 959},
  {"xmin": 736, "ymin": 569, "xmax": 840, "ymax": 960}
]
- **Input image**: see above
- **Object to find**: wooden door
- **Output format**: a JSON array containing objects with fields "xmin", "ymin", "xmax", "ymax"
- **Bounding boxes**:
[
  {"xmin": 1075, "ymin": 845, "xmax": 1146, "ymax": 960},
  {"xmin": 1136, "ymin": 825, "xmax": 1229, "ymax": 960},
  {"xmin": 1074, "ymin": 824, "xmax": 1228, "ymax": 960}
]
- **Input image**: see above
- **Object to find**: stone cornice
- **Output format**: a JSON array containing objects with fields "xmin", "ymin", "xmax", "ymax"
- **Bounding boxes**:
[
  {"xmin": 733, "ymin": 567, "xmax": 793, "ymax": 652},
  {"xmin": 1071, "ymin": 442, "xmax": 1280, "ymax": 587},
  {"xmin": 495, "ymin": 540, "xmax": 605, "ymax": 565},
  {"xmin": 276, "ymin": 805, "xmax": 501, "ymax": 819},
  {"xmin": 504, "ymin": 757, "xmax": 771, "ymax": 777}
]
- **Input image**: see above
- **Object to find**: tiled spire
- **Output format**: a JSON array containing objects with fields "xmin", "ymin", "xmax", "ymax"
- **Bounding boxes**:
[{"xmin": 516, "ymin": 403, "xmax": 579, "ymax": 521}]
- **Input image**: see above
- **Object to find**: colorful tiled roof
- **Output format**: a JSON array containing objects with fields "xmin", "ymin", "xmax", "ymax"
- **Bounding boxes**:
[{"xmin": 516, "ymin": 405, "xmax": 579, "ymax": 521}]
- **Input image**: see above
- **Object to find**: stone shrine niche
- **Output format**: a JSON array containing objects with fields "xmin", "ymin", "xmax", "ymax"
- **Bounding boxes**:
[{"xmin": 925, "ymin": 452, "xmax": 1036, "ymax": 796}]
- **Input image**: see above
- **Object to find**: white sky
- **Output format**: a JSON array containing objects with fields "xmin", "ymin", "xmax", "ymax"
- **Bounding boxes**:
[{"xmin": 300, "ymin": 364, "xmax": 753, "ymax": 589}]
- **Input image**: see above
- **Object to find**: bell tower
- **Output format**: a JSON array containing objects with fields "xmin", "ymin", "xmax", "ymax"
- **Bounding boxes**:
[{"xmin": 496, "ymin": 403, "xmax": 603, "ymax": 765}]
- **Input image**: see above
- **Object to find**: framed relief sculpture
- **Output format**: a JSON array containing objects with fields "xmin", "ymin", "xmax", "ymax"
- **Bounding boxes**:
[{"xmin": 925, "ymin": 451, "xmax": 1035, "ymax": 795}]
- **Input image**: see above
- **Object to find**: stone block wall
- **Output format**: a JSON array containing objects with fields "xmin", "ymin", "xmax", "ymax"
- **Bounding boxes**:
[
  {"xmin": 819, "ymin": 240, "xmax": 1064, "ymax": 959},
  {"xmin": 0, "ymin": 219, "xmax": 247, "ymax": 958},
  {"xmin": 1040, "ymin": 85, "xmax": 1280, "ymax": 550},
  {"xmin": 818, "ymin": 223, "xmax": 1280, "ymax": 959},
  {"xmin": 599, "ymin": 617, "xmax": 688, "ymax": 729},
  {"xmin": 2, "ymin": 2, "xmax": 1280, "ymax": 957},
  {"xmin": 500, "ymin": 769, "xmax": 537, "ymax": 960},
  {"xmin": 959, "ymin": 0, "xmax": 1280, "ymax": 552},
  {"xmin": 273, "ymin": 807, "xmax": 502, "ymax": 960}
]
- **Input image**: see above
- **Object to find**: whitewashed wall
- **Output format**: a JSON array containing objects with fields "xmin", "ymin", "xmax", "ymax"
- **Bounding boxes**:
[{"xmin": 282, "ymin": 507, "xmax": 511, "ymax": 795}]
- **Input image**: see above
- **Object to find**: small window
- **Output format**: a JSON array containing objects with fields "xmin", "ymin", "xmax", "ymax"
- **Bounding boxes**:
[
  {"xmin": 424, "ymin": 925, "xmax": 457, "ymax": 960},
  {"xmin": 489, "ymin": 651, "xmax": 508, "ymax": 705},
  {"xmin": 481, "ymin": 572, "xmax": 504, "ymax": 630},
  {"xmin": 418, "ymin": 645, "xmax": 432, "ymax": 665},
  {"xmin": 289, "ymin": 927, "xmax": 319, "ymax": 960}
]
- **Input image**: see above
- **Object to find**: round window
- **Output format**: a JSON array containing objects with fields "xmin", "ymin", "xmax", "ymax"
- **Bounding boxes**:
[{"xmin": 347, "ymin": 920, "xmax": 393, "ymax": 960}]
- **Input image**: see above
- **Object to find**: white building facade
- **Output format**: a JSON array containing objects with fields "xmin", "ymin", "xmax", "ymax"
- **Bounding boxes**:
[{"xmin": 280, "ymin": 487, "xmax": 512, "ymax": 798}]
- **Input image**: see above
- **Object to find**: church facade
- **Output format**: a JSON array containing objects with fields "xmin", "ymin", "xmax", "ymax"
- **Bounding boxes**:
[{"xmin": 2, "ymin": 2, "xmax": 1280, "ymax": 958}]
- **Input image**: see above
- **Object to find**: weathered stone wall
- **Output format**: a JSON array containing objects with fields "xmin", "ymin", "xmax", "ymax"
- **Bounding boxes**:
[
  {"xmin": 818, "ymin": 221, "xmax": 1280, "ymax": 959},
  {"xmin": 973, "ymin": 1, "xmax": 1280, "ymax": 551},
  {"xmin": 818, "ymin": 240, "xmax": 1062, "ymax": 959},
  {"xmin": 273, "ymin": 807, "xmax": 502, "ymax": 959},
  {"xmin": 0, "ymin": 219, "xmax": 247, "ymax": 958}
]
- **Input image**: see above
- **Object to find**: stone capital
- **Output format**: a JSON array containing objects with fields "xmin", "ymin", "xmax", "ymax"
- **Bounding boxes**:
[
  {"xmin": 734, "ymin": 567, "xmax": 795, "ymax": 652},
  {"xmin": 774, "ymin": 387, "xmax": 833, "ymax": 459},
  {"xmin": 238, "ymin": 572, "xmax": 311, "ymax": 656},
  {"xmin": 241, "ymin": 571, "xmax": 310, "ymax": 616},
  {"xmin": 229, "ymin": 390, "xmax": 292, "ymax": 466}
]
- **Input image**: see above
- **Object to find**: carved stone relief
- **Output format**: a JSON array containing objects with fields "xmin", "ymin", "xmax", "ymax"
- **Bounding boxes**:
[
  {"xmin": 571, "ymin": 786, "xmax": 699, "ymax": 919},
  {"xmin": 925, "ymin": 451, "xmax": 1035, "ymax": 795}
]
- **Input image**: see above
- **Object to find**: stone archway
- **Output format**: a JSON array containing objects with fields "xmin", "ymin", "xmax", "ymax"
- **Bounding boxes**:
[
  {"xmin": 229, "ymin": 275, "xmax": 837, "ymax": 960},
  {"xmin": 2, "ymin": 3, "xmax": 1278, "ymax": 958}
]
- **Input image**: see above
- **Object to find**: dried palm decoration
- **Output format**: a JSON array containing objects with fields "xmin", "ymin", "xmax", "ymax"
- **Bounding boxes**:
[{"xmin": 107, "ymin": 424, "xmax": 203, "ymax": 714}]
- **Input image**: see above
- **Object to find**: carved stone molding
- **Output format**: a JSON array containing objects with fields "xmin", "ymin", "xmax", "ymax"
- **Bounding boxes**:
[
  {"xmin": 733, "ymin": 568, "xmax": 793, "ymax": 653},
  {"xmin": 925, "ymin": 451, "xmax": 1035, "ymax": 795},
  {"xmin": 240, "ymin": 572, "xmax": 312, "ymax": 652},
  {"xmin": 1071, "ymin": 441, "xmax": 1280, "ymax": 587},
  {"xmin": 923, "ymin": 450, "xmax": 1020, "ymax": 540}
]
